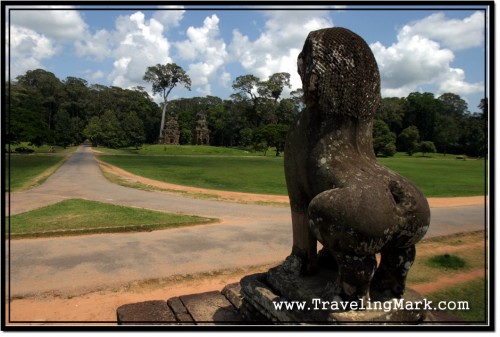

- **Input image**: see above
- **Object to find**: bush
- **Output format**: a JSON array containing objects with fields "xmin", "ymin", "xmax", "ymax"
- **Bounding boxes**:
[
  {"xmin": 418, "ymin": 141, "xmax": 437, "ymax": 156},
  {"xmin": 426, "ymin": 254, "xmax": 467, "ymax": 270}
]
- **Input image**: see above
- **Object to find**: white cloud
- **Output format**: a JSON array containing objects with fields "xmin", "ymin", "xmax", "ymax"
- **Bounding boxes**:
[
  {"xmin": 75, "ymin": 29, "xmax": 112, "ymax": 60},
  {"xmin": 175, "ymin": 14, "xmax": 228, "ymax": 95},
  {"xmin": 399, "ymin": 11, "xmax": 485, "ymax": 51},
  {"xmin": 9, "ymin": 8, "xmax": 88, "ymax": 41},
  {"xmin": 89, "ymin": 70, "xmax": 105, "ymax": 81},
  {"xmin": 371, "ymin": 11, "xmax": 484, "ymax": 98},
  {"xmin": 228, "ymin": 10, "xmax": 333, "ymax": 95},
  {"xmin": 438, "ymin": 68, "xmax": 483, "ymax": 95},
  {"xmin": 8, "ymin": 7, "xmax": 86, "ymax": 78},
  {"xmin": 219, "ymin": 71, "xmax": 231, "ymax": 88},
  {"xmin": 106, "ymin": 11, "xmax": 172, "ymax": 89},
  {"xmin": 9, "ymin": 25, "xmax": 60, "ymax": 78},
  {"xmin": 152, "ymin": 6, "xmax": 185, "ymax": 29}
]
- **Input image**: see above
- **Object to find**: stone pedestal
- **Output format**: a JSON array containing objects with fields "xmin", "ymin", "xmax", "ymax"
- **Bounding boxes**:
[
  {"xmin": 117, "ymin": 290, "xmax": 242, "ymax": 325},
  {"xmin": 234, "ymin": 269, "xmax": 431, "ymax": 324}
]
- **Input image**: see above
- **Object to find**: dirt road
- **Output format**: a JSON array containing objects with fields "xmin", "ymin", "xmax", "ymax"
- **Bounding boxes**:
[{"xmin": 6, "ymin": 146, "xmax": 486, "ymax": 298}]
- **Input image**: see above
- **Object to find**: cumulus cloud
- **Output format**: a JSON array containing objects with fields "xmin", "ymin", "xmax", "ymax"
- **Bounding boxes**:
[
  {"xmin": 71, "ymin": 9, "xmax": 186, "ymax": 101},
  {"xmin": 75, "ymin": 29, "xmax": 112, "ymax": 60},
  {"xmin": 371, "ymin": 11, "xmax": 484, "ymax": 98},
  {"xmin": 9, "ymin": 25, "xmax": 60, "ymax": 78},
  {"xmin": 228, "ymin": 10, "xmax": 333, "ymax": 95},
  {"xmin": 106, "ymin": 11, "xmax": 172, "ymax": 89},
  {"xmin": 438, "ymin": 67, "xmax": 483, "ymax": 95},
  {"xmin": 152, "ymin": 5, "xmax": 185, "ymax": 29},
  {"xmin": 8, "ymin": 7, "xmax": 86, "ymax": 78},
  {"xmin": 399, "ymin": 11, "xmax": 485, "ymax": 51},
  {"xmin": 175, "ymin": 14, "xmax": 228, "ymax": 95},
  {"xmin": 9, "ymin": 8, "xmax": 88, "ymax": 41}
]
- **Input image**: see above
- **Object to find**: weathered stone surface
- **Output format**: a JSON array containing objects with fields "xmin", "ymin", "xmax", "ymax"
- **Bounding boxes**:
[
  {"xmin": 223, "ymin": 282, "xmax": 271, "ymax": 323},
  {"xmin": 267, "ymin": 259, "xmax": 340, "ymax": 305},
  {"xmin": 167, "ymin": 297, "xmax": 194, "ymax": 323},
  {"xmin": 194, "ymin": 112, "xmax": 210, "ymax": 145},
  {"xmin": 116, "ymin": 300, "xmax": 176, "ymax": 325},
  {"xmin": 283, "ymin": 26, "xmax": 431, "ymax": 303},
  {"xmin": 221, "ymin": 283, "xmax": 243, "ymax": 309},
  {"xmin": 240, "ymin": 273, "xmax": 429, "ymax": 324},
  {"xmin": 180, "ymin": 291, "xmax": 242, "ymax": 324},
  {"xmin": 163, "ymin": 115, "xmax": 180, "ymax": 145}
]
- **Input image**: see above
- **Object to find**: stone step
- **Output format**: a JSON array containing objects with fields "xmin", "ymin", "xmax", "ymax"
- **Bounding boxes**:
[{"xmin": 117, "ymin": 287, "xmax": 244, "ymax": 325}]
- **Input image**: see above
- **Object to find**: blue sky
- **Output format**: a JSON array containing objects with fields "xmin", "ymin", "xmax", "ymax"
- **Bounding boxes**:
[{"xmin": 7, "ymin": 4, "xmax": 489, "ymax": 112}]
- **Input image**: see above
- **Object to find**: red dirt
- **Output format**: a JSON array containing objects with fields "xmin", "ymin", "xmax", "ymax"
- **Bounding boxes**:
[
  {"xmin": 7, "ymin": 237, "xmax": 485, "ymax": 325},
  {"xmin": 6, "ymin": 157, "xmax": 485, "ymax": 325}
]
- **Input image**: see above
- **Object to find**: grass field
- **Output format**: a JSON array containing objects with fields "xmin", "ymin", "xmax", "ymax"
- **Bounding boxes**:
[
  {"xmin": 427, "ymin": 278, "xmax": 486, "ymax": 322},
  {"xmin": 6, "ymin": 143, "xmax": 78, "ymax": 192},
  {"xmin": 100, "ymin": 154, "xmax": 287, "ymax": 195},
  {"xmin": 98, "ymin": 147, "xmax": 486, "ymax": 197},
  {"xmin": 94, "ymin": 144, "xmax": 256, "ymax": 156},
  {"xmin": 410, "ymin": 231, "xmax": 486, "ymax": 322},
  {"xmin": 7, "ymin": 199, "xmax": 217, "ymax": 239},
  {"xmin": 6, "ymin": 155, "xmax": 67, "ymax": 192},
  {"xmin": 379, "ymin": 156, "xmax": 486, "ymax": 197}
]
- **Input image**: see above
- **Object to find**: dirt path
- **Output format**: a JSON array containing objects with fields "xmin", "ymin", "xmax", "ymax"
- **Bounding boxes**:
[
  {"xmin": 412, "ymin": 269, "xmax": 485, "ymax": 295},
  {"xmin": 8, "ymin": 232, "xmax": 485, "ymax": 324},
  {"xmin": 6, "ymin": 148, "xmax": 487, "ymax": 325},
  {"xmin": 98, "ymin": 159, "xmax": 485, "ymax": 208}
]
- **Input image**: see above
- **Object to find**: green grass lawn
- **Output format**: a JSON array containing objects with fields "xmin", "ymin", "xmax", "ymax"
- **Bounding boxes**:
[
  {"xmin": 6, "ymin": 154, "xmax": 66, "ymax": 192},
  {"xmin": 98, "ymin": 150, "xmax": 486, "ymax": 197},
  {"xmin": 7, "ymin": 199, "xmax": 217, "ymax": 239},
  {"xmin": 6, "ymin": 143, "xmax": 79, "ymax": 192},
  {"xmin": 379, "ymin": 156, "xmax": 486, "ymax": 197},
  {"xmin": 95, "ymin": 144, "xmax": 257, "ymax": 156},
  {"xmin": 100, "ymin": 154, "xmax": 287, "ymax": 195},
  {"xmin": 427, "ymin": 278, "xmax": 487, "ymax": 322},
  {"xmin": 409, "ymin": 231, "xmax": 487, "ymax": 322}
]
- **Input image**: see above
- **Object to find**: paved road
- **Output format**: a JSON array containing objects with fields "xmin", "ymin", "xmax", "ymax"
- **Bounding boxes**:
[{"xmin": 6, "ymin": 146, "xmax": 486, "ymax": 297}]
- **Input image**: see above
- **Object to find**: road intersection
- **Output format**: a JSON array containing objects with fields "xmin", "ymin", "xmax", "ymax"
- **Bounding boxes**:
[{"xmin": 6, "ymin": 146, "xmax": 486, "ymax": 297}]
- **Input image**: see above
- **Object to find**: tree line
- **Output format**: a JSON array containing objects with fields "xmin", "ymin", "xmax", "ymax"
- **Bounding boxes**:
[
  {"xmin": 374, "ymin": 93, "xmax": 487, "ymax": 157},
  {"xmin": 6, "ymin": 67, "xmax": 487, "ymax": 158}
]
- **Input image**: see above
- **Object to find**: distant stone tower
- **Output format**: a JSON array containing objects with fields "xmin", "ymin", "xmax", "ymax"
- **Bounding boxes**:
[
  {"xmin": 163, "ymin": 115, "xmax": 180, "ymax": 145},
  {"xmin": 194, "ymin": 112, "xmax": 210, "ymax": 145}
]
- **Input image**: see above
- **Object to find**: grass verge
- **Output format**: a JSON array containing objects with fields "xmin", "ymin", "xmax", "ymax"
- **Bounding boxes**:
[
  {"xmin": 97, "ymin": 151, "xmax": 486, "ymax": 197},
  {"xmin": 408, "ymin": 231, "xmax": 485, "ymax": 284},
  {"xmin": 98, "ymin": 154, "xmax": 286, "ymax": 195},
  {"xmin": 6, "ymin": 199, "xmax": 218, "ymax": 239},
  {"xmin": 6, "ymin": 154, "xmax": 68, "ymax": 192},
  {"xmin": 93, "ymin": 144, "xmax": 257, "ymax": 156},
  {"xmin": 427, "ymin": 278, "xmax": 487, "ymax": 322},
  {"xmin": 407, "ymin": 231, "xmax": 487, "ymax": 322},
  {"xmin": 6, "ymin": 144, "xmax": 78, "ymax": 192}
]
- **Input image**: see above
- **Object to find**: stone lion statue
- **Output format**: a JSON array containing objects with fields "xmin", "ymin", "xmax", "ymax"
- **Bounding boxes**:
[{"xmin": 284, "ymin": 27, "xmax": 430, "ymax": 302}]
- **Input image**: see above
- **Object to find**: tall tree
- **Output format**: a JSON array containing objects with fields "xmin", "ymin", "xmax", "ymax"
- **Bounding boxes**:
[
  {"xmin": 433, "ymin": 114, "xmax": 460, "ymax": 155},
  {"xmin": 122, "ymin": 111, "xmax": 145, "ymax": 148},
  {"xmin": 16, "ymin": 69, "xmax": 65, "ymax": 130},
  {"xmin": 143, "ymin": 63, "xmax": 191, "ymax": 142},
  {"xmin": 376, "ymin": 97, "xmax": 406, "ymax": 135},
  {"xmin": 403, "ymin": 92, "xmax": 443, "ymax": 141},
  {"xmin": 438, "ymin": 93, "xmax": 468, "ymax": 118},
  {"xmin": 258, "ymin": 72, "xmax": 291, "ymax": 102},
  {"xmin": 54, "ymin": 109, "xmax": 74, "ymax": 147},
  {"xmin": 398, "ymin": 125, "xmax": 420, "ymax": 156},
  {"xmin": 373, "ymin": 119, "xmax": 396, "ymax": 157},
  {"xmin": 83, "ymin": 116, "xmax": 103, "ymax": 146},
  {"xmin": 478, "ymin": 98, "xmax": 488, "ymax": 121}
]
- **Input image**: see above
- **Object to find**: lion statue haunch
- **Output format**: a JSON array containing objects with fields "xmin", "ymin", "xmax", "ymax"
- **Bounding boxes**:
[{"xmin": 284, "ymin": 27, "xmax": 430, "ymax": 302}]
